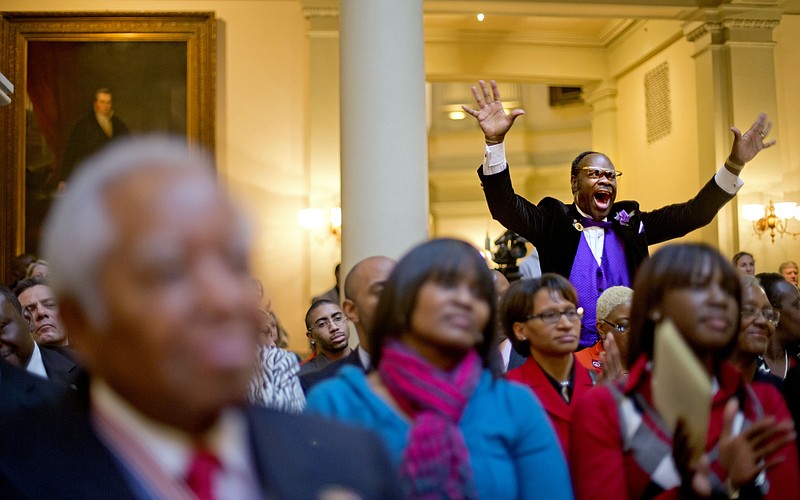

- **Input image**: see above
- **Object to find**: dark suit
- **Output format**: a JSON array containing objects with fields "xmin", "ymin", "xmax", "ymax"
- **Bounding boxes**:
[
  {"xmin": 39, "ymin": 345, "xmax": 85, "ymax": 390},
  {"xmin": 0, "ymin": 390, "xmax": 402, "ymax": 499},
  {"xmin": 479, "ymin": 167, "xmax": 734, "ymax": 279},
  {"xmin": 0, "ymin": 360, "xmax": 65, "ymax": 421},
  {"xmin": 301, "ymin": 348, "xmax": 364, "ymax": 394},
  {"xmin": 60, "ymin": 112, "xmax": 130, "ymax": 182}
]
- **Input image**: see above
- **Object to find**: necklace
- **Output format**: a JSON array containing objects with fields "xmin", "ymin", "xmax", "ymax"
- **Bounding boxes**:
[{"xmin": 559, "ymin": 380, "xmax": 571, "ymax": 403}]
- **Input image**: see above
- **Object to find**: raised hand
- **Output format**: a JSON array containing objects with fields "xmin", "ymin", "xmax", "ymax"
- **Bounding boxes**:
[
  {"xmin": 461, "ymin": 80, "xmax": 525, "ymax": 144},
  {"xmin": 719, "ymin": 398, "xmax": 796, "ymax": 491},
  {"xmin": 728, "ymin": 113, "xmax": 776, "ymax": 168},
  {"xmin": 597, "ymin": 333, "xmax": 624, "ymax": 384}
]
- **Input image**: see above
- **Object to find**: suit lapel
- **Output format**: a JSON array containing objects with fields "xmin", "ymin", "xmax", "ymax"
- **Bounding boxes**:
[{"xmin": 519, "ymin": 358, "xmax": 572, "ymax": 422}]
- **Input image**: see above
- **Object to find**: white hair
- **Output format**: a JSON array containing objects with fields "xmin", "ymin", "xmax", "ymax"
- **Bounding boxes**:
[
  {"xmin": 41, "ymin": 135, "xmax": 243, "ymax": 327},
  {"xmin": 595, "ymin": 286, "xmax": 634, "ymax": 321}
]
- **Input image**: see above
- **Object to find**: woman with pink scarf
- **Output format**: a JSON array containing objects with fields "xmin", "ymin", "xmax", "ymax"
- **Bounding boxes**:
[{"xmin": 307, "ymin": 238, "xmax": 572, "ymax": 499}]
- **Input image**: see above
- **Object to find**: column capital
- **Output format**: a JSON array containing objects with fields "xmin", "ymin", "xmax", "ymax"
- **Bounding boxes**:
[
  {"xmin": 303, "ymin": 7, "xmax": 339, "ymax": 19},
  {"xmin": 683, "ymin": 6, "xmax": 782, "ymax": 45}
]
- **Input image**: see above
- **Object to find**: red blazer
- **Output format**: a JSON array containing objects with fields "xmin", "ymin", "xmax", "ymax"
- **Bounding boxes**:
[
  {"xmin": 569, "ymin": 356, "xmax": 800, "ymax": 500},
  {"xmin": 506, "ymin": 355, "xmax": 594, "ymax": 453}
]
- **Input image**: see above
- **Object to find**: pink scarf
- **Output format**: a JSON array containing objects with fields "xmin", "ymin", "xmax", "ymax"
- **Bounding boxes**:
[{"xmin": 379, "ymin": 340, "xmax": 481, "ymax": 500}]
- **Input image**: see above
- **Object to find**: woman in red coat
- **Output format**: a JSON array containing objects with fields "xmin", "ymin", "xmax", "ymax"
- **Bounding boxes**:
[
  {"xmin": 570, "ymin": 243, "xmax": 799, "ymax": 499},
  {"xmin": 501, "ymin": 273, "xmax": 595, "ymax": 453}
]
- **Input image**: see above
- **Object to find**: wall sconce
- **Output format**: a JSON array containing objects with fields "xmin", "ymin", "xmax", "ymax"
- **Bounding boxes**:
[
  {"xmin": 298, "ymin": 207, "xmax": 342, "ymax": 241},
  {"xmin": 742, "ymin": 200, "xmax": 800, "ymax": 242}
]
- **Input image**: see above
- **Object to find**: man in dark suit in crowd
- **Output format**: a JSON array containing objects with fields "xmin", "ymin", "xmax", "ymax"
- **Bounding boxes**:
[
  {"xmin": 0, "ymin": 285, "xmax": 82, "ymax": 390},
  {"xmin": 463, "ymin": 79, "xmax": 775, "ymax": 348},
  {"xmin": 14, "ymin": 278, "xmax": 69, "ymax": 346},
  {"xmin": 59, "ymin": 88, "xmax": 130, "ymax": 186},
  {"xmin": 0, "ymin": 136, "xmax": 400, "ymax": 499},
  {"xmin": 301, "ymin": 256, "xmax": 395, "ymax": 393},
  {"xmin": 0, "ymin": 359, "xmax": 65, "ymax": 421}
]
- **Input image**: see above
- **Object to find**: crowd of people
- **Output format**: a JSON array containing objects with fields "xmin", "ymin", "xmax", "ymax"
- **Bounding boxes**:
[{"xmin": 2, "ymin": 80, "xmax": 800, "ymax": 499}]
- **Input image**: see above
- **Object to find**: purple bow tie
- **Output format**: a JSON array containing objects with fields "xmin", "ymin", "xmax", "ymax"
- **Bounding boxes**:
[{"xmin": 581, "ymin": 217, "xmax": 612, "ymax": 229}]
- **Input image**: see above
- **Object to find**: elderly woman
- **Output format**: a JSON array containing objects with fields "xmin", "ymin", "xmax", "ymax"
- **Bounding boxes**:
[
  {"xmin": 502, "ymin": 273, "xmax": 595, "ymax": 453},
  {"xmin": 575, "ymin": 286, "xmax": 633, "ymax": 374},
  {"xmin": 570, "ymin": 243, "xmax": 799, "ymax": 499},
  {"xmin": 730, "ymin": 276, "xmax": 782, "ymax": 386},
  {"xmin": 307, "ymin": 239, "xmax": 572, "ymax": 499},
  {"xmin": 249, "ymin": 308, "xmax": 306, "ymax": 413}
]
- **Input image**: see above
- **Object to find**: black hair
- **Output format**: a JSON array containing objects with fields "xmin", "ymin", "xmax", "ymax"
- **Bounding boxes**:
[
  {"xmin": 570, "ymin": 151, "xmax": 601, "ymax": 177},
  {"xmin": 304, "ymin": 299, "xmax": 339, "ymax": 330},
  {"xmin": 628, "ymin": 243, "xmax": 742, "ymax": 368},
  {"xmin": 0, "ymin": 285, "xmax": 24, "ymax": 314},
  {"xmin": 499, "ymin": 273, "xmax": 578, "ymax": 357},
  {"xmin": 12, "ymin": 277, "xmax": 46, "ymax": 298},
  {"xmin": 367, "ymin": 238, "xmax": 497, "ymax": 370}
]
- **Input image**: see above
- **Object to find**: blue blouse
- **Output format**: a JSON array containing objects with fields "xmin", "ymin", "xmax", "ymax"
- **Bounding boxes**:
[{"xmin": 307, "ymin": 365, "xmax": 574, "ymax": 499}]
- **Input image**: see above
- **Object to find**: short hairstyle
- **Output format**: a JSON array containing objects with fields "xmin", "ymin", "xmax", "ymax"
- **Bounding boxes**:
[
  {"xmin": 779, "ymin": 261, "xmax": 798, "ymax": 273},
  {"xmin": 367, "ymin": 239, "xmax": 497, "ymax": 370},
  {"xmin": 499, "ymin": 273, "xmax": 578, "ymax": 358},
  {"xmin": 595, "ymin": 286, "xmax": 633, "ymax": 322},
  {"xmin": 0, "ymin": 285, "xmax": 24, "ymax": 314},
  {"xmin": 627, "ymin": 243, "xmax": 742, "ymax": 369},
  {"xmin": 94, "ymin": 88, "xmax": 112, "ymax": 100},
  {"xmin": 24, "ymin": 259, "xmax": 49, "ymax": 279},
  {"xmin": 13, "ymin": 277, "xmax": 46, "ymax": 298},
  {"xmin": 570, "ymin": 151, "xmax": 601, "ymax": 177},
  {"xmin": 757, "ymin": 272, "xmax": 792, "ymax": 310},
  {"xmin": 732, "ymin": 252, "xmax": 754, "ymax": 267},
  {"xmin": 305, "ymin": 299, "xmax": 339, "ymax": 330},
  {"xmin": 40, "ymin": 135, "xmax": 243, "ymax": 327}
]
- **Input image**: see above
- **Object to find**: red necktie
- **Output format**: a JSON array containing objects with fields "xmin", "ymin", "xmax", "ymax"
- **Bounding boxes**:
[{"xmin": 186, "ymin": 449, "xmax": 220, "ymax": 500}]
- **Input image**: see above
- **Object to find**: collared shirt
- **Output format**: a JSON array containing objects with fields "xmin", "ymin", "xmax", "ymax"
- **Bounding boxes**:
[
  {"xmin": 482, "ymin": 143, "xmax": 744, "ymax": 265},
  {"xmin": 95, "ymin": 112, "xmax": 114, "ymax": 138},
  {"xmin": 357, "ymin": 345, "xmax": 371, "ymax": 370},
  {"xmin": 498, "ymin": 338, "xmax": 513, "ymax": 372},
  {"xmin": 25, "ymin": 342, "xmax": 48, "ymax": 379},
  {"xmin": 91, "ymin": 380, "xmax": 261, "ymax": 500}
]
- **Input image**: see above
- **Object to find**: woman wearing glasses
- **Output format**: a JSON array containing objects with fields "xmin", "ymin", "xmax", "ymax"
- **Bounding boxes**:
[
  {"xmin": 575, "ymin": 286, "xmax": 633, "ymax": 374},
  {"xmin": 570, "ymin": 244, "xmax": 798, "ymax": 499},
  {"xmin": 731, "ymin": 276, "xmax": 783, "ymax": 386},
  {"xmin": 501, "ymin": 274, "xmax": 595, "ymax": 453},
  {"xmin": 307, "ymin": 239, "xmax": 572, "ymax": 499}
]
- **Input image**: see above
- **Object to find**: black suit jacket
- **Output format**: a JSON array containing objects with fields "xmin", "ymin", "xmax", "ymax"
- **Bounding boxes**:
[
  {"xmin": 0, "ymin": 390, "xmax": 401, "ymax": 499},
  {"xmin": 60, "ymin": 112, "xmax": 130, "ymax": 182},
  {"xmin": 300, "ymin": 349, "xmax": 364, "ymax": 394},
  {"xmin": 39, "ymin": 345, "xmax": 85, "ymax": 390},
  {"xmin": 0, "ymin": 360, "xmax": 65, "ymax": 421},
  {"xmin": 479, "ymin": 166, "xmax": 734, "ymax": 279}
]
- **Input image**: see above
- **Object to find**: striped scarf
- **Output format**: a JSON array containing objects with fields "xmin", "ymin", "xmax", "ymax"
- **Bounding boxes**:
[{"xmin": 379, "ymin": 340, "xmax": 481, "ymax": 500}]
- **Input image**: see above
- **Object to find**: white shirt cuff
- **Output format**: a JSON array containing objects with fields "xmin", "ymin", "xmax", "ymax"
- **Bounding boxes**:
[
  {"xmin": 715, "ymin": 164, "xmax": 744, "ymax": 194},
  {"xmin": 482, "ymin": 142, "xmax": 508, "ymax": 175}
]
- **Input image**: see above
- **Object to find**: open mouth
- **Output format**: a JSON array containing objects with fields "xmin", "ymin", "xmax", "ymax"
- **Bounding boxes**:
[{"xmin": 593, "ymin": 191, "xmax": 612, "ymax": 210}]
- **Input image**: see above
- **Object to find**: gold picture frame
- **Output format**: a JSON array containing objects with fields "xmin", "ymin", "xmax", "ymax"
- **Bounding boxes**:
[{"xmin": 0, "ymin": 12, "xmax": 215, "ymax": 284}]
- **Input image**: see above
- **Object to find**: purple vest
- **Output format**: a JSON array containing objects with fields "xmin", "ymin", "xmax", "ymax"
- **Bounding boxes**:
[{"xmin": 569, "ymin": 229, "xmax": 631, "ymax": 348}]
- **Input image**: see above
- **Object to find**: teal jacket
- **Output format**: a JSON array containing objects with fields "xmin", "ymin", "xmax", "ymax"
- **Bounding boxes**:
[{"xmin": 307, "ymin": 365, "xmax": 574, "ymax": 500}]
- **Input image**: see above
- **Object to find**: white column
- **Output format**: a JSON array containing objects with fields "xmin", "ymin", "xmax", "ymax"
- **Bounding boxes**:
[
  {"xmin": 583, "ymin": 81, "xmax": 618, "ymax": 161},
  {"xmin": 339, "ymin": 0, "xmax": 429, "ymax": 273},
  {"xmin": 684, "ymin": 6, "xmax": 785, "ymax": 263}
]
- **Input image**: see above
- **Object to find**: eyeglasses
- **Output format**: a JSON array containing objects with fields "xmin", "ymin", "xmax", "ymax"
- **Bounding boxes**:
[
  {"xmin": 601, "ymin": 319, "xmax": 629, "ymax": 334},
  {"xmin": 310, "ymin": 313, "xmax": 347, "ymax": 331},
  {"xmin": 741, "ymin": 307, "xmax": 780, "ymax": 325},
  {"xmin": 526, "ymin": 308, "xmax": 583, "ymax": 324},
  {"xmin": 580, "ymin": 167, "xmax": 622, "ymax": 180}
]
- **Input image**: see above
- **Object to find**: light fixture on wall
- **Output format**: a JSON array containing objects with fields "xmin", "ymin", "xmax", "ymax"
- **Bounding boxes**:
[
  {"xmin": 298, "ymin": 207, "xmax": 342, "ymax": 242},
  {"xmin": 742, "ymin": 200, "xmax": 800, "ymax": 242}
]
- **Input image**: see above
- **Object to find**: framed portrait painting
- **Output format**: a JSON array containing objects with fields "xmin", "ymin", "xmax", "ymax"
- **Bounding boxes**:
[{"xmin": 0, "ymin": 11, "xmax": 215, "ymax": 284}]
